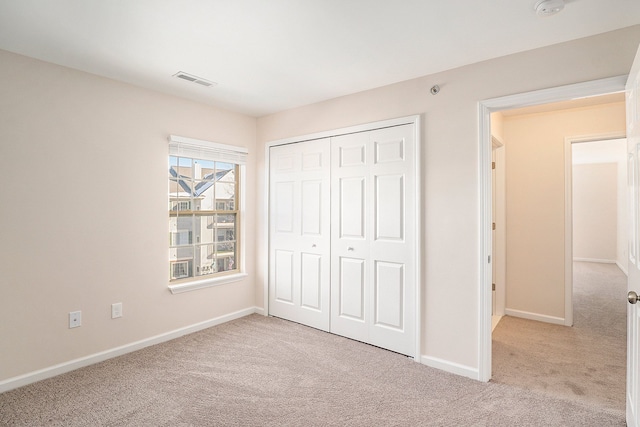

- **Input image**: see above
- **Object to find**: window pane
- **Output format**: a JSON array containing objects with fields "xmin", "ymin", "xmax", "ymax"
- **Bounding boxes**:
[
  {"xmin": 217, "ymin": 213, "xmax": 235, "ymax": 224},
  {"xmin": 215, "ymin": 181, "xmax": 235, "ymax": 209},
  {"xmin": 217, "ymin": 243, "xmax": 236, "ymax": 272},
  {"xmin": 170, "ymin": 260, "xmax": 191, "ymax": 280},
  {"xmin": 195, "ymin": 160, "xmax": 215, "ymax": 180},
  {"xmin": 216, "ymin": 162, "xmax": 235, "ymax": 182},
  {"xmin": 173, "ymin": 158, "xmax": 193, "ymax": 185},
  {"xmin": 194, "ymin": 244, "xmax": 216, "ymax": 276},
  {"xmin": 197, "ymin": 215, "xmax": 216, "ymax": 244},
  {"xmin": 170, "ymin": 216, "xmax": 194, "ymax": 246},
  {"xmin": 194, "ymin": 180, "xmax": 215, "ymax": 210},
  {"xmin": 169, "ymin": 246, "xmax": 193, "ymax": 280},
  {"xmin": 169, "ymin": 180, "xmax": 181, "ymax": 211},
  {"xmin": 169, "ymin": 156, "xmax": 178, "ymax": 177},
  {"xmin": 216, "ymin": 219, "xmax": 236, "ymax": 242}
]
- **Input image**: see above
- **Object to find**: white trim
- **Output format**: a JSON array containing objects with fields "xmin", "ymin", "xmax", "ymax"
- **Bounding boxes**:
[
  {"xmin": 420, "ymin": 355, "xmax": 479, "ymax": 380},
  {"xmin": 168, "ymin": 134, "xmax": 248, "ymax": 165},
  {"xmin": 263, "ymin": 115, "xmax": 422, "ymax": 360},
  {"xmin": 169, "ymin": 273, "xmax": 248, "ymax": 294},
  {"xmin": 478, "ymin": 76, "xmax": 627, "ymax": 382},
  {"xmin": 169, "ymin": 134, "xmax": 249, "ymax": 154},
  {"xmin": 618, "ymin": 261, "xmax": 629, "ymax": 276},
  {"xmin": 628, "ymin": 395, "xmax": 638, "ymax": 427},
  {"xmin": 504, "ymin": 308, "xmax": 566, "ymax": 325},
  {"xmin": 564, "ymin": 137, "xmax": 574, "ymax": 327},
  {"xmin": 0, "ymin": 307, "xmax": 262, "ymax": 394},
  {"xmin": 480, "ymin": 76, "xmax": 627, "ymax": 111},
  {"xmin": 573, "ymin": 257, "xmax": 617, "ymax": 263},
  {"xmin": 492, "ymin": 138, "xmax": 506, "ymax": 317},
  {"xmin": 478, "ymin": 102, "xmax": 493, "ymax": 382},
  {"xmin": 265, "ymin": 115, "xmax": 420, "ymax": 148},
  {"xmin": 262, "ymin": 141, "xmax": 271, "ymax": 317},
  {"xmin": 414, "ymin": 116, "xmax": 423, "ymax": 361}
]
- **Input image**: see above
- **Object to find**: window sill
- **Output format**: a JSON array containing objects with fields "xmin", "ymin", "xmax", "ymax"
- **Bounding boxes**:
[{"xmin": 168, "ymin": 273, "xmax": 247, "ymax": 294}]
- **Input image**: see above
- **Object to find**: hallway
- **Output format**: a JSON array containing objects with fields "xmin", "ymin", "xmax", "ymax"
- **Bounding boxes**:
[{"xmin": 492, "ymin": 261, "xmax": 627, "ymax": 415}]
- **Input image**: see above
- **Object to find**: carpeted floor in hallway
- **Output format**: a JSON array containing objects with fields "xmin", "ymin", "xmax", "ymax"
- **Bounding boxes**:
[{"xmin": 492, "ymin": 261, "xmax": 627, "ymax": 416}]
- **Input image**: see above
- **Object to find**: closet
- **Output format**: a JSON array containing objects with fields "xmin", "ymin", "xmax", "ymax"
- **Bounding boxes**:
[{"xmin": 268, "ymin": 117, "xmax": 418, "ymax": 357}]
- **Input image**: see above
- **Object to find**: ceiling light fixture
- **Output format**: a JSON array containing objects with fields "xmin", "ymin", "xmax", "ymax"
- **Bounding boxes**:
[{"xmin": 534, "ymin": 0, "xmax": 565, "ymax": 17}]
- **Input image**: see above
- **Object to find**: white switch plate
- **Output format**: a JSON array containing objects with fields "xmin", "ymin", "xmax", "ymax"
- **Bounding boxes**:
[
  {"xmin": 111, "ymin": 302, "xmax": 123, "ymax": 319},
  {"xmin": 69, "ymin": 311, "xmax": 81, "ymax": 328}
]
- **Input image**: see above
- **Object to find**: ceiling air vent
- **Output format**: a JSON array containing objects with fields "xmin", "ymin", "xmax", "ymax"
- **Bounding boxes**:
[{"xmin": 173, "ymin": 71, "xmax": 217, "ymax": 88}]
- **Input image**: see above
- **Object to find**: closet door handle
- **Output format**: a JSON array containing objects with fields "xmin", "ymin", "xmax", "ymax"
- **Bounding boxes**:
[
  {"xmin": 347, "ymin": 247, "xmax": 354, "ymax": 251},
  {"xmin": 311, "ymin": 244, "xmax": 316, "ymax": 248}
]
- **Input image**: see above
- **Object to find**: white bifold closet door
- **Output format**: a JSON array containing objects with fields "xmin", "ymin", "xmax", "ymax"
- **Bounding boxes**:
[
  {"xmin": 330, "ymin": 125, "xmax": 416, "ymax": 356},
  {"xmin": 268, "ymin": 139, "xmax": 331, "ymax": 331},
  {"xmin": 268, "ymin": 124, "xmax": 416, "ymax": 357}
]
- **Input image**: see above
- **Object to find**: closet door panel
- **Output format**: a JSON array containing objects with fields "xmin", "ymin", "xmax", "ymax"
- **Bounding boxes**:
[
  {"xmin": 375, "ymin": 174, "xmax": 404, "ymax": 241},
  {"xmin": 331, "ymin": 132, "xmax": 370, "ymax": 342},
  {"xmin": 301, "ymin": 180, "xmax": 322, "ymax": 235},
  {"xmin": 374, "ymin": 261, "xmax": 404, "ymax": 330},
  {"xmin": 275, "ymin": 181, "xmax": 295, "ymax": 233},
  {"xmin": 368, "ymin": 124, "xmax": 416, "ymax": 356},
  {"xmin": 274, "ymin": 250, "xmax": 295, "ymax": 303},
  {"xmin": 300, "ymin": 252, "xmax": 322, "ymax": 311},
  {"xmin": 339, "ymin": 257, "xmax": 366, "ymax": 320},
  {"xmin": 340, "ymin": 177, "xmax": 366, "ymax": 239},
  {"xmin": 269, "ymin": 139, "xmax": 331, "ymax": 331}
]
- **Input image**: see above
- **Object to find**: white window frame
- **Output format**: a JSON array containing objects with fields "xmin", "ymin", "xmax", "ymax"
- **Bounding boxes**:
[{"xmin": 168, "ymin": 135, "xmax": 248, "ymax": 294}]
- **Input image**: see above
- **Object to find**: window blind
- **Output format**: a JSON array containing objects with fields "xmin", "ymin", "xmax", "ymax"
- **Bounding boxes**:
[{"xmin": 169, "ymin": 135, "xmax": 248, "ymax": 165}]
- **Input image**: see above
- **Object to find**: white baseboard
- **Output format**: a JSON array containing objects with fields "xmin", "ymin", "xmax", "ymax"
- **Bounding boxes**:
[
  {"xmin": 0, "ymin": 306, "xmax": 262, "ymax": 394},
  {"xmin": 573, "ymin": 258, "xmax": 628, "ymax": 276},
  {"xmin": 420, "ymin": 355, "xmax": 479, "ymax": 381},
  {"xmin": 504, "ymin": 308, "xmax": 565, "ymax": 325},
  {"xmin": 617, "ymin": 261, "xmax": 629, "ymax": 276},
  {"xmin": 573, "ymin": 257, "xmax": 616, "ymax": 264},
  {"xmin": 254, "ymin": 306, "xmax": 265, "ymax": 316}
]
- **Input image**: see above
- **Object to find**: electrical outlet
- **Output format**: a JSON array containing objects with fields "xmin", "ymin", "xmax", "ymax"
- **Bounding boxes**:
[
  {"xmin": 111, "ymin": 302, "xmax": 123, "ymax": 319},
  {"xmin": 69, "ymin": 311, "xmax": 81, "ymax": 328}
]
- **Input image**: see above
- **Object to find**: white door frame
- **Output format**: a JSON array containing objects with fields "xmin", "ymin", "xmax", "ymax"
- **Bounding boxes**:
[
  {"xmin": 262, "ymin": 114, "xmax": 422, "ymax": 360},
  {"xmin": 492, "ymin": 136, "xmax": 506, "ymax": 319},
  {"xmin": 477, "ymin": 76, "xmax": 627, "ymax": 382}
]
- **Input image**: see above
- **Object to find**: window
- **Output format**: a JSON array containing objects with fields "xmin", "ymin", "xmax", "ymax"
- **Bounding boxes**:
[{"xmin": 168, "ymin": 135, "xmax": 247, "ymax": 290}]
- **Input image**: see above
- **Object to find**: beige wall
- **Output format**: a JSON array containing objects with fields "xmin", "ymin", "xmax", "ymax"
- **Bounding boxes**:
[
  {"xmin": 491, "ymin": 112, "xmax": 505, "ymax": 143},
  {"xmin": 0, "ymin": 49, "xmax": 257, "ymax": 382},
  {"xmin": 256, "ymin": 26, "xmax": 640, "ymax": 370},
  {"xmin": 572, "ymin": 163, "xmax": 618, "ymax": 261},
  {"xmin": 502, "ymin": 102, "xmax": 626, "ymax": 320}
]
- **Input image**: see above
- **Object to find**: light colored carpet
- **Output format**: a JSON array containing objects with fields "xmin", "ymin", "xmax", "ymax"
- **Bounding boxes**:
[
  {"xmin": 0, "ymin": 311, "xmax": 626, "ymax": 426},
  {"xmin": 492, "ymin": 261, "xmax": 627, "ymax": 417}
]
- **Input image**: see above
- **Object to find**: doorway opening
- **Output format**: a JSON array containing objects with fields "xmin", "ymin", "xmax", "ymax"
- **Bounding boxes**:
[
  {"xmin": 480, "ymin": 79, "xmax": 627, "ymax": 414},
  {"xmin": 478, "ymin": 76, "xmax": 627, "ymax": 382}
]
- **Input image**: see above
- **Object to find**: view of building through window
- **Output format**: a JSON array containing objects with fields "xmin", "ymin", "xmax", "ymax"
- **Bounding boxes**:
[{"xmin": 169, "ymin": 156, "xmax": 239, "ymax": 281}]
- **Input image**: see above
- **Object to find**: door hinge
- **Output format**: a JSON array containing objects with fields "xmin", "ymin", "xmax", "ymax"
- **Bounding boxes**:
[
  {"xmin": 488, "ymin": 255, "xmax": 491, "ymax": 263},
  {"xmin": 492, "ymin": 283, "xmax": 496, "ymax": 291},
  {"xmin": 492, "ymin": 222, "xmax": 496, "ymax": 231},
  {"xmin": 492, "ymin": 161, "xmax": 496, "ymax": 170}
]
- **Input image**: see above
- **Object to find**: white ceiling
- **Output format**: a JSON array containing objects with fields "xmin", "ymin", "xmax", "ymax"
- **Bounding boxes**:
[{"xmin": 0, "ymin": 0, "xmax": 639, "ymax": 117}]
